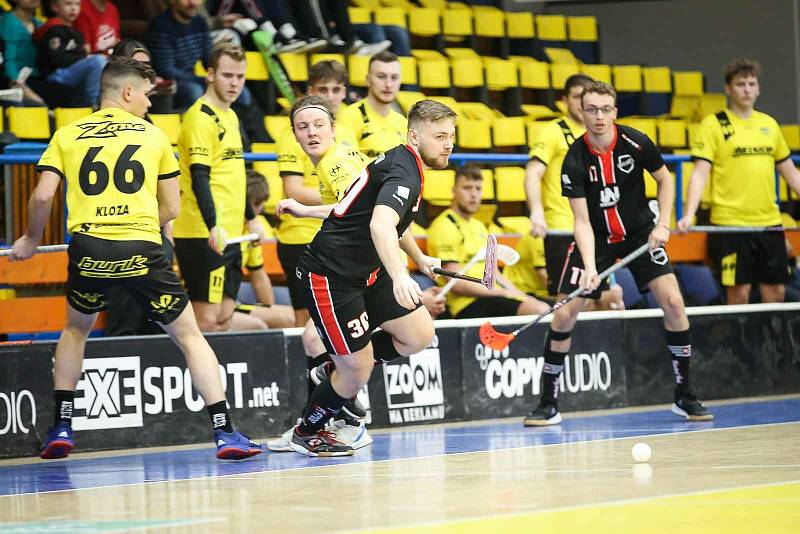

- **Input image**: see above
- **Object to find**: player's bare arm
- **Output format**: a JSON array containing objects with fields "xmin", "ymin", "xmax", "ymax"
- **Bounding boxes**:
[
  {"xmin": 777, "ymin": 158, "xmax": 800, "ymax": 198},
  {"xmin": 156, "ymin": 176, "xmax": 180, "ymax": 227},
  {"xmin": 276, "ymin": 197, "xmax": 334, "ymax": 219},
  {"xmin": 282, "ymin": 173, "xmax": 322, "ymax": 205},
  {"xmin": 399, "ymin": 229, "xmax": 440, "ymax": 279},
  {"xmin": 649, "ymin": 164, "xmax": 674, "ymax": 249},
  {"xmin": 370, "ymin": 205, "xmax": 421, "ymax": 310},
  {"xmin": 569, "ymin": 197, "xmax": 599, "ymax": 292},
  {"xmin": 10, "ymin": 170, "xmax": 61, "ymax": 261},
  {"xmin": 676, "ymin": 160, "xmax": 711, "ymax": 232},
  {"xmin": 525, "ymin": 158, "xmax": 548, "ymax": 237}
]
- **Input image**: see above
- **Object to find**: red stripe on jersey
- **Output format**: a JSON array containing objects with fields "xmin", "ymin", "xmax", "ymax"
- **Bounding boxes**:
[
  {"xmin": 404, "ymin": 144, "xmax": 425, "ymax": 211},
  {"xmin": 367, "ymin": 267, "xmax": 380, "ymax": 287},
  {"xmin": 309, "ymin": 273, "xmax": 350, "ymax": 355},
  {"xmin": 588, "ymin": 127, "xmax": 626, "ymax": 244}
]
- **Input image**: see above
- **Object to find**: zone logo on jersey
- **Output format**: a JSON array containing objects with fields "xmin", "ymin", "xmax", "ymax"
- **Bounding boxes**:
[
  {"xmin": 616, "ymin": 154, "xmax": 635, "ymax": 174},
  {"xmin": 599, "ymin": 186, "xmax": 620, "ymax": 208},
  {"xmin": 76, "ymin": 121, "xmax": 146, "ymax": 139},
  {"xmin": 383, "ymin": 338, "xmax": 445, "ymax": 424}
]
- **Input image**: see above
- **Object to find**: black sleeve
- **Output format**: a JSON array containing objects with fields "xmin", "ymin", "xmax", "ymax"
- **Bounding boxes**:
[
  {"xmin": 189, "ymin": 163, "xmax": 217, "ymax": 229},
  {"xmin": 375, "ymin": 156, "xmax": 418, "ymax": 219},
  {"xmin": 560, "ymin": 147, "xmax": 586, "ymax": 198},
  {"xmin": 640, "ymin": 133, "xmax": 666, "ymax": 172}
]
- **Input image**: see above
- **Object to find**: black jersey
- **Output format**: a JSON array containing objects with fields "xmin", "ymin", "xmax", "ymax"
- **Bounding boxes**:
[
  {"xmin": 303, "ymin": 144, "xmax": 424, "ymax": 282},
  {"xmin": 561, "ymin": 124, "xmax": 665, "ymax": 245}
]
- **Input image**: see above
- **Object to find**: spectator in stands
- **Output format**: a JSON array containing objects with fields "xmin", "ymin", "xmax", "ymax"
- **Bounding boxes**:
[
  {"xmin": 33, "ymin": 0, "xmax": 107, "ymax": 106},
  {"xmin": 337, "ymin": 51, "xmax": 406, "ymax": 160},
  {"xmin": 111, "ymin": 38, "xmax": 175, "ymax": 112},
  {"xmin": 74, "ymin": 0, "xmax": 119, "ymax": 53},
  {"xmin": 0, "ymin": 0, "xmax": 46, "ymax": 103},
  {"xmin": 678, "ymin": 59, "xmax": 800, "ymax": 304},
  {"xmin": 427, "ymin": 165, "xmax": 551, "ymax": 319}
]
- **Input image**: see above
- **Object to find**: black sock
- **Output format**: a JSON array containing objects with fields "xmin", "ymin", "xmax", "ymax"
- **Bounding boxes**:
[
  {"xmin": 666, "ymin": 329, "xmax": 692, "ymax": 395},
  {"xmin": 371, "ymin": 330, "xmax": 404, "ymax": 366},
  {"xmin": 307, "ymin": 352, "xmax": 330, "ymax": 405},
  {"xmin": 541, "ymin": 347, "xmax": 567, "ymax": 404},
  {"xmin": 207, "ymin": 400, "xmax": 234, "ymax": 433},
  {"xmin": 297, "ymin": 378, "xmax": 347, "ymax": 435},
  {"xmin": 53, "ymin": 390, "xmax": 75, "ymax": 426}
]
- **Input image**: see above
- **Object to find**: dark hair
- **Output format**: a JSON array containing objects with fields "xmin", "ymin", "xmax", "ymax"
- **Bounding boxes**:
[
  {"xmin": 208, "ymin": 44, "xmax": 246, "ymax": 71},
  {"xmin": 290, "ymin": 95, "xmax": 335, "ymax": 127},
  {"xmin": 407, "ymin": 99, "xmax": 457, "ymax": 129},
  {"xmin": 564, "ymin": 73, "xmax": 594, "ymax": 93},
  {"xmin": 101, "ymin": 56, "xmax": 156, "ymax": 96},
  {"xmin": 724, "ymin": 58, "xmax": 761, "ymax": 84},
  {"xmin": 455, "ymin": 164, "xmax": 483, "ymax": 183},
  {"xmin": 368, "ymin": 50, "xmax": 399, "ymax": 70},
  {"xmin": 309, "ymin": 60, "xmax": 347, "ymax": 86},
  {"xmin": 581, "ymin": 80, "xmax": 617, "ymax": 105},
  {"xmin": 111, "ymin": 39, "xmax": 151, "ymax": 61},
  {"xmin": 246, "ymin": 169, "xmax": 269, "ymax": 206}
]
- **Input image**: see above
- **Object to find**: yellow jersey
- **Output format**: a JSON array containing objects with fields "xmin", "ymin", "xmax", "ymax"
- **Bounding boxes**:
[
  {"xmin": 274, "ymin": 127, "xmax": 322, "ymax": 244},
  {"xmin": 36, "ymin": 107, "xmax": 179, "ymax": 244},
  {"xmin": 316, "ymin": 141, "xmax": 368, "ymax": 204},
  {"xmin": 337, "ymin": 99, "xmax": 407, "ymax": 159},
  {"xmin": 427, "ymin": 208, "xmax": 497, "ymax": 317},
  {"xmin": 502, "ymin": 234, "xmax": 548, "ymax": 299},
  {"xmin": 174, "ymin": 98, "xmax": 246, "ymax": 239},
  {"xmin": 241, "ymin": 215, "xmax": 274, "ymax": 271},
  {"xmin": 692, "ymin": 109, "xmax": 790, "ymax": 226},
  {"xmin": 528, "ymin": 115, "xmax": 584, "ymax": 230}
]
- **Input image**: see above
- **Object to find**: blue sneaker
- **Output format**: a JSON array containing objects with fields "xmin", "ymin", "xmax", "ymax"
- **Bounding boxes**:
[
  {"xmin": 40, "ymin": 422, "xmax": 75, "ymax": 459},
  {"xmin": 215, "ymin": 429, "xmax": 263, "ymax": 460}
]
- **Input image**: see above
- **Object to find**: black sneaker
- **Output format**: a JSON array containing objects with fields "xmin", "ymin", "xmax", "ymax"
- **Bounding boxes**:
[
  {"xmin": 523, "ymin": 401, "xmax": 562, "ymax": 427},
  {"xmin": 290, "ymin": 428, "xmax": 354, "ymax": 457},
  {"xmin": 671, "ymin": 392, "xmax": 714, "ymax": 421},
  {"xmin": 310, "ymin": 361, "xmax": 367, "ymax": 421}
]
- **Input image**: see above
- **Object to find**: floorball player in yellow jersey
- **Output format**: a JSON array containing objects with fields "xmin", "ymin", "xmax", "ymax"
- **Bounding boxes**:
[{"xmin": 10, "ymin": 57, "xmax": 261, "ymax": 460}]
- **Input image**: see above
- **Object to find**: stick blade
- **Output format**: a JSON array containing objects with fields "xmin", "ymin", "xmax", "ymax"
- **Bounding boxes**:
[
  {"xmin": 482, "ymin": 234, "xmax": 498, "ymax": 288},
  {"xmin": 479, "ymin": 321, "xmax": 515, "ymax": 351}
]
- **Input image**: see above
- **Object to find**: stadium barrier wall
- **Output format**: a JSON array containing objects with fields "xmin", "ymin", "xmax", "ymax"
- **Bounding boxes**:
[{"xmin": 2, "ymin": 303, "xmax": 799, "ymax": 458}]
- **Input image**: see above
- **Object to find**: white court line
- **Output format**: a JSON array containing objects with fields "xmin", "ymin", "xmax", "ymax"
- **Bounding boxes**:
[
  {"xmin": 1, "ymin": 418, "xmax": 798, "ymax": 499},
  {"xmin": 338, "ymin": 477, "xmax": 800, "ymax": 534}
]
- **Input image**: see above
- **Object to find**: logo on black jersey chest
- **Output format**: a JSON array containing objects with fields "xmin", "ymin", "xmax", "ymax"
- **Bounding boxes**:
[
  {"xmin": 599, "ymin": 186, "xmax": 620, "ymax": 208},
  {"xmin": 616, "ymin": 154, "xmax": 635, "ymax": 174}
]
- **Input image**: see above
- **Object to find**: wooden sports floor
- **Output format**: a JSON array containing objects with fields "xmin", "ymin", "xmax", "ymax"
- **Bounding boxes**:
[{"xmin": 1, "ymin": 395, "xmax": 798, "ymax": 533}]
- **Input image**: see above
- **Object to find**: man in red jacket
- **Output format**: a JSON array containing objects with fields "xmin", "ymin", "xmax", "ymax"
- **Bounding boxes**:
[{"xmin": 74, "ymin": 0, "xmax": 120, "ymax": 53}]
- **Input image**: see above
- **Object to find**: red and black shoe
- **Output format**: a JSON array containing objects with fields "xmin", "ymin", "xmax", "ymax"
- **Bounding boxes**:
[{"xmin": 290, "ymin": 427, "xmax": 354, "ymax": 457}]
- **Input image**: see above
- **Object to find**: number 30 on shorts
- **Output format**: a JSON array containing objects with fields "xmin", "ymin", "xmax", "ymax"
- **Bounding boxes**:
[{"xmin": 347, "ymin": 312, "xmax": 370, "ymax": 338}]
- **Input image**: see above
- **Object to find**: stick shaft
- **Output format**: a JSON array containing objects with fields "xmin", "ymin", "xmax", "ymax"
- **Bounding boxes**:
[
  {"xmin": 688, "ymin": 225, "xmax": 795, "ymax": 233},
  {"xmin": 432, "ymin": 267, "xmax": 483, "ymax": 284}
]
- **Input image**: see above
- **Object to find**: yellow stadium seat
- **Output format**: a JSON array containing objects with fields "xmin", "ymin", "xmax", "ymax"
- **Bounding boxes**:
[
  {"xmin": 780, "ymin": 124, "xmax": 800, "ymax": 151},
  {"xmin": 494, "ymin": 166, "xmax": 526, "ymax": 202},
  {"xmin": 479, "ymin": 168, "xmax": 495, "ymax": 200},
  {"xmin": 252, "ymin": 159, "xmax": 278, "ymax": 179},
  {"xmin": 7, "ymin": 107, "xmax": 50, "ymax": 139},
  {"xmin": 444, "ymin": 47, "xmax": 479, "ymax": 58},
  {"xmin": 262, "ymin": 173, "xmax": 284, "ymax": 215},
  {"xmin": 54, "ymin": 107, "xmax": 92, "ymax": 130},
  {"xmin": 550, "ymin": 62, "xmax": 580, "ymax": 89},
  {"xmin": 194, "ymin": 60, "xmax": 207, "ymax": 77},
  {"xmin": 506, "ymin": 11, "xmax": 534, "ymax": 39},
  {"xmin": 448, "ymin": 51, "xmax": 483, "ymax": 88},
  {"xmin": 515, "ymin": 57, "xmax": 550, "ymax": 89},
  {"xmin": 673, "ymin": 71, "xmax": 704, "ymax": 96},
  {"xmin": 644, "ymin": 170, "xmax": 658, "ymax": 198},
  {"xmin": 149, "ymin": 113, "xmax": 181, "ymax": 146},
  {"xmin": 659, "ymin": 119, "xmax": 688, "ymax": 147},
  {"xmin": 277, "ymin": 53, "xmax": 308, "ymax": 82},
  {"xmin": 670, "ymin": 96, "xmax": 701, "ymax": 120},
  {"xmin": 408, "ymin": 7, "xmax": 440, "ymax": 36},
  {"xmin": 536, "ymin": 14, "xmax": 567, "ymax": 41},
  {"xmin": 396, "ymin": 90, "xmax": 426, "ymax": 113},
  {"xmin": 0, "ymin": 107, "xmax": 4, "ymax": 131},
  {"xmin": 244, "ymin": 51, "xmax": 268, "ymax": 80},
  {"xmin": 423, "ymin": 169, "xmax": 455, "ymax": 205},
  {"xmin": 413, "ymin": 50, "xmax": 450, "ymax": 89},
  {"xmin": 374, "ymin": 7, "xmax": 406, "ymax": 27},
  {"xmin": 687, "ymin": 122, "xmax": 700, "ymax": 145},
  {"xmin": 497, "ymin": 215, "xmax": 531, "ymax": 235},
  {"xmin": 521, "ymin": 104, "xmax": 558, "ymax": 120},
  {"xmin": 484, "ymin": 57, "xmax": 518, "ymax": 90},
  {"xmin": 544, "ymin": 47, "xmax": 578, "ymax": 64},
  {"xmin": 567, "ymin": 16, "xmax": 598, "ymax": 41},
  {"xmin": 310, "ymin": 53, "xmax": 345, "ymax": 66},
  {"xmin": 492, "ymin": 117, "xmax": 527, "ymax": 148},
  {"xmin": 442, "ymin": 7, "xmax": 472, "ymax": 35},
  {"xmin": 472, "ymin": 6, "xmax": 505, "ymax": 38},
  {"xmin": 348, "ymin": 7, "xmax": 372, "ymax": 24},
  {"xmin": 276, "ymin": 97, "xmax": 291, "ymax": 111},
  {"xmin": 398, "ymin": 55, "xmax": 418, "ymax": 85},
  {"xmin": 458, "ymin": 102, "xmax": 499, "ymax": 122},
  {"xmin": 612, "ymin": 65, "xmax": 643, "ymax": 92},
  {"xmin": 581, "ymin": 64, "xmax": 611, "ymax": 84},
  {"xmin": 698, "ymin": 92, "xmax": 726, "ymax": 118},
  {"xmin": 617, "ymin": 117, "xmax": 657, "ymax": 141},
  {"xmin": 456, "ymin": 119, "xmax": 492, "ymax": 149},
  {"xmin": 351, "ymin": 0, "xmax": 379, "ymax": 7},
  {"xmin": 642, "ymin": 66, "xmax": 672, "ymax": 93},
  {"xmin": 527, "ymin": 120, "xmax": 550, "ymax": 145},
  {"xmin": 348, "ymin": 55, "xmax": 371, "ymax": 88},
  {"xmin": 264, "ymin": 115, "xmax": 291, "ymax": 140}
]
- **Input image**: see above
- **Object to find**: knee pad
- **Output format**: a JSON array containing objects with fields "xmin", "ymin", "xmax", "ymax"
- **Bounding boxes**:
[{"xmin": 546, "ymin": 328, "xmax": 571, "ymax": 344}]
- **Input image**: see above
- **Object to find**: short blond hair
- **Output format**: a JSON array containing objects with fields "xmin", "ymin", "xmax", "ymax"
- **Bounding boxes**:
[
  {"xmin": 581, "ymin": 80, "xmax": 617, "ymax": 105},
  {"xmin": 408, "ymin": 99, "xmax": 457, "ymax": 129},
  {"xmin": 209, "ymin": 44, "xmax": 246, "ymax": 70}
]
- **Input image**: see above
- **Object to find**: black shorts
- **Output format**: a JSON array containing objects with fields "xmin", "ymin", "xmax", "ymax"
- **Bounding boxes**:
[
  {"xmin": 277, "ymin": 242, "xmax": 308, "ymax": 310},
  {"xmin": 708, "ymin": 231, "xmax": 789, "ymax": 287},
  {"xmin": 66, "ymin": 233, "xmax": 188, "ymax": 325},
  {"xmin": 174, "ymin": 238, "xmax": 242, "ymax": 304},
  {"xmin": 297, "ymin": 259, "xmax": 419, "ymax": 356},
  {"xmin": 455, "ymin": 296, "xmax": 523, "ymax": 319},
  {"xmin": 544, "ymin": 234, "xmax": 574, "ymax": 296},
  {"xmin": 558, "ymin": 235, "xmax": 674, "ymax": 299}
]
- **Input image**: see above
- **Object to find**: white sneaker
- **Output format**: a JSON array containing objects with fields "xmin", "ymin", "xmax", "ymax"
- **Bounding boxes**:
[
  {"xmin": 328, "ymin": 419, "xmax": 373, "ymax": 450},
  {"xmin": 355, "ymin": 40, "xmax": 392, "ymax": 56},
  {"xmin": 266, "ymin": 419, "xmax": 301, "ymax": 452}
]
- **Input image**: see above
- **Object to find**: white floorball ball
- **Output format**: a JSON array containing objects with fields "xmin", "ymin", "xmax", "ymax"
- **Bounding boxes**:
[{"xmin": 632, "ymin": 442, "xmax": 652, "ymax": 463}]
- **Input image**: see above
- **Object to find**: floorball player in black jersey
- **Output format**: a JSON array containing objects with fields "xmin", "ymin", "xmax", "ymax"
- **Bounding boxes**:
[
  {"xmin": 282, "ymin": 99, "xmax": 455, "ymax": 456},
  {"xmin": 524, "ymin": 81, "xmax": 713, "ymax": 427}
]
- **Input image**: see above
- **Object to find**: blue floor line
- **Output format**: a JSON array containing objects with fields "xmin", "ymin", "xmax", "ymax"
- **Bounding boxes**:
[{"xmin": 1, "ymin": 398, "xmax": 798, "ymax": 497}]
